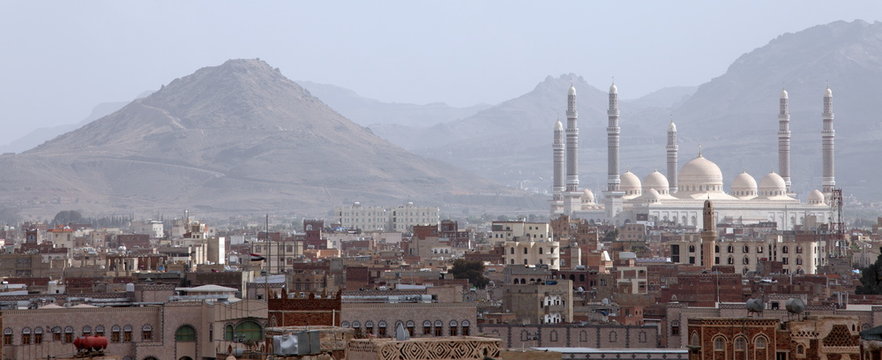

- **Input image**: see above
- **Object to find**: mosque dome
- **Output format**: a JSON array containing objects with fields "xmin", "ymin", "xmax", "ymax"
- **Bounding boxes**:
[
  {"xmin": 678, "ymin": 155, "xmax": 724, "ymax": 193},
  {"xmin": 730, "ymin": 172, "xmax": 757, "ymax": 199},
  {"xmin": 645, "ymin": 188, "xmax": 661, "ymax": 203},
  {"xmin": 609, "ymin": 83, "xmax": 618, "ymax": 94},
  {"xmin": 808, "ymin": 189, "xmax": 826, "ymax": 205},
  {"xmin": 582, "ymin": 188, "xmax": 595, "ymax": 204},
  {"xmin": 621, "ymin": 171, "xmax": 642, "ymax": 197},
  {"xmin": 568, "ymin": 85, "xmax": 577, "ymax": 96},
  {"xmin": 758, "ymin": 172, "xmax": 787, "ymax": 197},
  {"xmin": 642, "ymin": 171, "xmax": 670, "ymax": 195}
]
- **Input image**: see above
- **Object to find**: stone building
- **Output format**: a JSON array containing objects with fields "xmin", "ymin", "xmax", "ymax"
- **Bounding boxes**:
[
  {"xmin": 478, "ymin": 323, "xmax": 658, "ymax": 349},
  {"xmin": 502, "ymin": 280, "xmax": 573, "ymax": 324},
  {"xmin": 686, "ymin": 316, "xmax": 859, "ymax": 360},
  {"xmin": 341, "ymin": 302, "xmax": 476, "ymax": 338}
]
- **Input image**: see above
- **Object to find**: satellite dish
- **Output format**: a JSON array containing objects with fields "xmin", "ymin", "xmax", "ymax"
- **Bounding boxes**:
[
  {"xmin": 785, "ymin": 298, "xmax": 805, "ymax": 314},
  {"xmin": 746, "ymin": 298, "xmax": 764, "ymax": 313}
]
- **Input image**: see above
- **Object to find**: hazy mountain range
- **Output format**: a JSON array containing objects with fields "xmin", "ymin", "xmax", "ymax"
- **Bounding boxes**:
[
  {"xmin": 0, "ymin": 59, "xmax": 534, "ymax": 220},
  {"xmin": 3, "ymin": 19, "xmax": 881, "ymax": 220}
]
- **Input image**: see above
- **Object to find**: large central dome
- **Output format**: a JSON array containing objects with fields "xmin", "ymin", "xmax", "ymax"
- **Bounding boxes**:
[{"xmin": 678, "ymin": 155, "xmax": 724, "ymax": 192}]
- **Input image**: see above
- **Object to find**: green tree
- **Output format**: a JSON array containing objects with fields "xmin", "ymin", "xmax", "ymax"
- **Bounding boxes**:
[
  {"xmin": 450, "ymin": 259, "xmax": 489, "ymax": 289},
  {"xmin": 52, "ymin": 210, "xmax": 84, "ymax": 225},
  {"xmin": 857, "ymin": 248, "xmax": 882, "ymax": 294}
]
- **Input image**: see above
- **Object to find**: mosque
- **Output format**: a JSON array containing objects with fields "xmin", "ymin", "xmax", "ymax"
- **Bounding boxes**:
[{"xmin": 550, "ymin": 84, "xmax": 834, "ymax": 230}]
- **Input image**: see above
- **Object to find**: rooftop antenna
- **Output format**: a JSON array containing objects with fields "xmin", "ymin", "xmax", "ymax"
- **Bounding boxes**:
[{"xmin": 698, "ymin": 144, "xmax": 703, "ymax": 157}]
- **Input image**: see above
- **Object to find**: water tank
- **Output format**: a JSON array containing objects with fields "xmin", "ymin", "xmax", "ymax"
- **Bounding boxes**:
[{"xmin": 125, "ymin": 283, "xmax": 135, "ymax": 292}]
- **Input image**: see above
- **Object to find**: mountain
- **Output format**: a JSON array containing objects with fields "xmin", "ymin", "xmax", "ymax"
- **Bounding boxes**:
[
  {"xmin": 297, "ymin": 81, "xmax": 489, "ymax": 127},
  {"xmin": 672, "ymin": 19, "xmax": 882, "ymax": 200},
  {"xmin": 409, "ymin": 74, "xmax": 671, "ymax": 193},
  {"xmin": 0, "ymin": 59, "xmax": 532, "ymax": 219},
  {"xmin": 626, "ymin": 86, "xmax": 697, "ymax": 109},
  {"xmin": 0, "ymin": 100, "xmax": 130, "ymax": 154}
]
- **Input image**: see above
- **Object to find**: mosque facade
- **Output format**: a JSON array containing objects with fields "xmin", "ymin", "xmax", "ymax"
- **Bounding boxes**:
[{"xmin": 550, "ymin": 85, "xmax": 833, "ymax": 230}]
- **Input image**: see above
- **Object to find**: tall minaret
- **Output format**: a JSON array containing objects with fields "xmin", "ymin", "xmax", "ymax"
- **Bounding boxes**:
[
  {"xmin": 607, "ymin": 83, "xmax": 621, "ymax": 192},
  {"xmin": 551, "ymin": 119, "xmax": 565, "ymax": 214},
  {"xmin": 778, "ymin": 90, "xmax": 792, "ymax": 193},
  {"xmin": 566, "ymin": 85, "xmax": 579, "ymax": 193},
  {"xmin": 701, "ymin": 200, "xmax": 716, "ymax": 271},
  {"xmin": 666, "ymin": 119, "xmax": 678, "ymax": 193},
  {"xmin": 822, "ymin": 87, "xmax": 836, "ymax": 193}
]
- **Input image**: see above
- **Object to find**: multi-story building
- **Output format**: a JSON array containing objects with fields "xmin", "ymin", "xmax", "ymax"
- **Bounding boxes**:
[
  {"xmin": 502, "ymin": 280, "xmax": 573, "ymax": 324},
  {"xmin": 491, "ymin": 221, "xmax": 550, "ymax": 244},
  {"xmin": 667, "ymin": 232, "xmax": 827, "ymax": 275},
  {"xmin": 334, "ymin": 202, "xmax": 439, "ymax": 232}
]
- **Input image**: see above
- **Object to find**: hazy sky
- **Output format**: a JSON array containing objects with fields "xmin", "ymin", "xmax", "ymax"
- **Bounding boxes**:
[{"xmin": 1, "ymin": 1, "xmax": 880, "ymax": 144}]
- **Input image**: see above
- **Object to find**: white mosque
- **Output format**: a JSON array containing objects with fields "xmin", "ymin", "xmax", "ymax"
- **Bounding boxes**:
[{"xmin": 550, "ymin": 84, "xmax": 834, "ymax": 230}]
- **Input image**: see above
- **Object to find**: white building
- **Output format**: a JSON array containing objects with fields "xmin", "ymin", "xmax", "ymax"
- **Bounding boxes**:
[
  {"xmin": 494, "ymin": 220, "xmax": 560, "ymax": 270},
  {"xmin": 552, "ymin": 85, "xmax": 835, "ymax": 230},
  {"xmin": 334, "ymin": 202, "xmax": 439, "ymax": 232}
]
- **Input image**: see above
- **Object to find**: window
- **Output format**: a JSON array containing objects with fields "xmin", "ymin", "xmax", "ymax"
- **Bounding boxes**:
[
  {"xmin": 671, "ymin": 321, "xmax": 680, "ymax": 336},
  {"xmin": 52, "ymin": 327, "xmax": 61, "ymax": 342},
  {"xmin": 728, "ymin": 256, "xmax": 734, "ymax": 265},
  {"xmin": 796, "ymin": 257, "xmax": 803, "ymax": 265},
  {"xmin": 783, "ymin": 257, "xmax": 789, "ymax": 265},
  {"xmin": 449, "ymin": 320, "xmax": 458, "ymax": 336},
  {"xmin": 638, "ymin": 331, "xmax": 647, "ymax": 343},
  {"xmin": 111, "ymin": 325, "xmax": 121, "ymax": 343},
  {"xmin": 689, "ymin": 256, "xmax": 695, "ymax": 264},
  {"xmin": 755, "ymin": 336, "xmax": 767, "ymax": 349},
  {"xmin": 735, "ymin": 337, "xmax": 746, "ymax": 350},
  {"xmin": 352, "ymin": 321, "xmax": 362, "ymax": 337},
  {"xmin": 796, "ymin": 246, "xmax": 802, "ymax": 254},
  {"xmin": 64, "ymin": 326, "xmax": 74, "ymax": 343},
  {"xmin": 21, "ymin": 328, "xmax": 31, "ymax": 345},
  {"xmin": 235, "ymin": 321, "xmax": 262, "ymax": 342},
  {"xmin": 142, "ymin": 324, "xmax": 153, "ymax": 341},
  {"xmin": 461, "ymin": 320, "xmax": 470, "ymax": 336},
  {"xmin": 782, "ymin": 246, "xmax": 789, "ymax": 254},
  {"xmin": 743, "ymin": 246, "xmax": 750, "ymax": 253},
  {"xmin": 365, "ymin": 321, "xmax": 374, "ymax": 336},
  {"xmin": 95, "ymin": 325, "xmax": 105, "ymax": 337},
  {"xmin": 510, "ymin": 247, "xmax": 514, "ymax": 254},
  {"xmin": 434, "ymin": 321, "xmax": 443, "ymax": 336},
  {"xmin": 175, "ymin": 325, "xmax": 196, "ymax": 342},
  {"xmin": 758, "ymin": 246, "xmax": 764, "ymax": 253},
  {"xmin": 406, "ymin": 321, "xmax": 415, "ymax": 337},
  {"xmin": 727, "ymin": 245, "xmax": 734, "ymax": 253},
  {"xmin": 423, "ymin": 321, "xmax": 432, "ymax": 335},
  {"xmin": 224, "ymin": 324, "xmax": 234, "ymax": 341},
  {"xmin": 713, "ymin": 337, "xmax": 725, "ymax": 351},
  {"xmin": 539, "ymin": 247, "xmax": 544, "ymax": 254},
  {"xmin": 691, "ymin": 333, "xmax": 700, "ymax": 347},
  {"xmin": 34, "ymin": 327, "xmax": 43, "ymax": 344},
  {"xmin": 715, "ymin": 245, "xmax": 719, "ymax": 253},
  {"xmin": 377, "ymin": 321, "xmax": 387, "ymax": 337},
  {"xmin": 82, "ymin": 326, "xmax": 92, "ymax": 337},
  {"xmin": 3, "ymin": 328, "xmax": 11, "ymax": 345},
  {"xmin": 123, "ymin": 325, "xmax": 133, "ymax": 342},
  {"xmin": 744, "ymin": 257, "xmax": 750, "ymax": 265},
  {"xmin": 523, "ymin": 248, "xmax": 528, "ymax": 254},
  {"xmin": 688, "ymin": 245, "xmax": 695, "ymax": 253},
  {"xmin": 609, "ymin": 331, "xmax": 617, "ymax": 342},
  {"xmin": 796, "ymin": 344, "xmax": 805, "ymax": 354}
]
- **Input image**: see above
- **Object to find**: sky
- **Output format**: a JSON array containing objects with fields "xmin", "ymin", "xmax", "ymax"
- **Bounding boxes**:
[{"xmin": 1, "ymin": 1, "xmax": 880, "ymax": 144}]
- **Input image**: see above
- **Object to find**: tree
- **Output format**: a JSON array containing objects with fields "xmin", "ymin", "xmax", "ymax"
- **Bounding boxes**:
[
  {"xmin": 52, "ymin": 210, "xmax": 83, "ymax": 226},
  {"xmin": 857, "ymin": 247, "xmax": 882, "ymax": 294},
  {"xmin": 450, "ymin": 259, "xmax": 489, "ymax": 289}
]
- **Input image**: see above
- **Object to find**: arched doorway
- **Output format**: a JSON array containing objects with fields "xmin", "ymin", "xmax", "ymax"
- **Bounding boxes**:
[{"xmin": 234, "ymin": 320, "xmax": 263, "ymax": 342}]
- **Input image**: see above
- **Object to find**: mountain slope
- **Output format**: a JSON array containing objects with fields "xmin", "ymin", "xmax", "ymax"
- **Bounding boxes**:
[{"xmin": 1, "ymin": 59, "xmax": 531, "ymax": 218}]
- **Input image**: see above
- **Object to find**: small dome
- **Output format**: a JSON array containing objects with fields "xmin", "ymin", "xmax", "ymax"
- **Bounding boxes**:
[
  {"xmin": 621, "ymin": 171, "xmax": 642, "ymax": 197},
  {"xmin": 642, "ymin": 171, "xmax": 670, "ymax": 195},
  {"xmin": 609, "ymin": 82, "xmax": 618, "ymax": 94},
  {"xmin": 825, "ymin": 87, "xmax": 833, "ymax": 97},
  {"xmin": 808, "ymin": 189, "xmax": 826, "ymax": 205},
  {"xmin": 582, "ymin": 188, "xmax": 595, "ymax": 204},
  {"xmin": 781, "ymin": 89, "xmax": 789, "ymax": 99},
  {"xmin": 645, "ymin": 188, "xmax": 661, "ymax": 202},
  {"xmin": 668, "ymin": 121, "xmax": 677, "ymax": 132},
  {"xmin": 758, "ymin": 172, "xmax": 787, "ymax": 197},
  {"xmin": 678, "ymin": 155, "xmax": 724, "ymax": 192},
  {"xmin": 731, "ymin": 172, "xmax": 757, "ymax": 198},
  {"xmin": 568, "ymin": 85, "xmax": 577, "ymax": 96},
  {"xmin": 554, "ymin": 119, "xmax": 563, "ymax": 131}
]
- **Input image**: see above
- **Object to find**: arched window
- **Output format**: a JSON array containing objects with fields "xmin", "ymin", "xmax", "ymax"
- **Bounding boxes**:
[
  {"xmin": 21, "ymin": 327, "xmax": 31, "ymax": 345},
  {"xmin": 352, "ymin": 321, "xmax": 362, "ymax": 337},
  {"xmin": 727, "ymin": 256, "xmax": 734, "ymax": 265},
  {"xmin": 340, "ymin": 321, "xmax": 350, "ymax": 328},
  {"xmin": 111, "ymin": 325, "xmax": 121, "ymax": 343},
  {"xmin": 95, "ymin": 325, "xmax": 105, "ymax": 337},
  {"xmin": 713, "ymin": 336, "xmax": 726, "ymax": 351},
  {"xmin": 377, "ymin": 321, "xmax": 388, "ymax": 337},
  {"xmin": 235, "ymin": 321, "xmax": 262, "ymax": 342},
  {"xmin": 175, "ymin": 325, "xmax": 196, "ymax": 342},
  {"xmin": 123, "ymin": 325, "xmax": 133, "ymax": 342},
  {"xmin": 510, "ymin": 247, "xmax": 515, "ymax": 254},
  {"xmin": 608, "ymin": 331, "xmax": 617, "ymax": 342},
  {"xmin": 82, "ymin": 326, "xmax": 92, "ymax": 336},
  {"xmin": 64, "ymin": 326, "xmax": 74, "ymax": 343},
  {"xmin": 670, "ymin": 320, "xmax": 680, "ymax": 336},
  {"xmin": 754, "ymin": 335, "xmax": 767, "ymax": 349},
  {"xmin": 423, "ymin": 320, "xmax": 432, "ymax": 335},
  {"xmin": 689, "ymin": 245, "xmax": 695, "ymax": 253},
  {"xmin": 434, "ymin": 320, "xmax": 443, "ymax": 336},
  {"xmin": 796, "ymin": 344, "xmax": 805, "ymax": 354},
  {"xmin": 550, "ymin": 330, "xmax": 559, "ymax": 342},
  {"xmin": 782, "ymin": 246, "xmax": 789, "ymax": 254},
  {"xmin": 3, "ymin": 328, "xmax": 12, "ymax": 345},
  {"xmin": 539, "ymin": 247, "xmax": 544, "ymax": 254},
  {"xmin": 449, "ymin": 320, "xmax": 459, "ymax": 336},
  {"xmin": 34, "ymin": 327, "xmax": 44, "ymax": 344},
  {"xmin": 743, "ymin": 257, "xmax": 750, "ymax": 265},
  {"xmin": 796, "ymin": 257, "xmax": 803, "ymax": 265},
  {"xmin": 406, "ymin": 321, "xmax": 415, "ymax": 337},
  {"xmin": 461, "ymin": 320, "xmax": 470, "ymax": 336},
  {"xmin": 51, "ymin": 327, "xmax": 62, "ymax": 342},
  {"xmin": 734, "ymin": 336, "xmax": 746, "ymax": 351},
  {"xmin": 364, "ymin": 321, "xmax": 374, "ymax": 335},
  {"xmin": 690, "ymin": 332, "xmax": 700, "ymax": 347},
  {"xmin": 638, "ymin": 331, "xmax": 647, "ymax": 343}
]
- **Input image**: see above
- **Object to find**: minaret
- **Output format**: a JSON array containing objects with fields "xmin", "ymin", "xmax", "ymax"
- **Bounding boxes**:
[
  {"xmin": 778, "ymin": 90, "xmax": 792, "ymax": 193},
  {"xmin": 701, "ymin": 200, "xmax": 716, "ymax": 271},
  {"xmin": 566, "ymin": 85, "xmax": 579, "ymax": 193},
  {"xmin": 666, "ymin": 119, "xmax": 678, "ymax": 193},
  {"xmin": 607, "ymin": 82, "xmax": 621, "ymax": 192},
  {"xmin": 822, "ymin": 87, "xmax": 835, "ymax": 193},
  {"xmin": 551, "ymin": 119, "xmax": 565, "ymax": 214}
]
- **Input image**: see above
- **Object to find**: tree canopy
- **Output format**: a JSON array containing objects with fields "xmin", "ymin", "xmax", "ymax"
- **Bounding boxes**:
[
  {"xmin": 857, "ymin": 247, "xmax": 882, "ymax": 294},
  {"xmin": 450, "ymin": 259, "xmax": 489, "ymax": 289}
]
